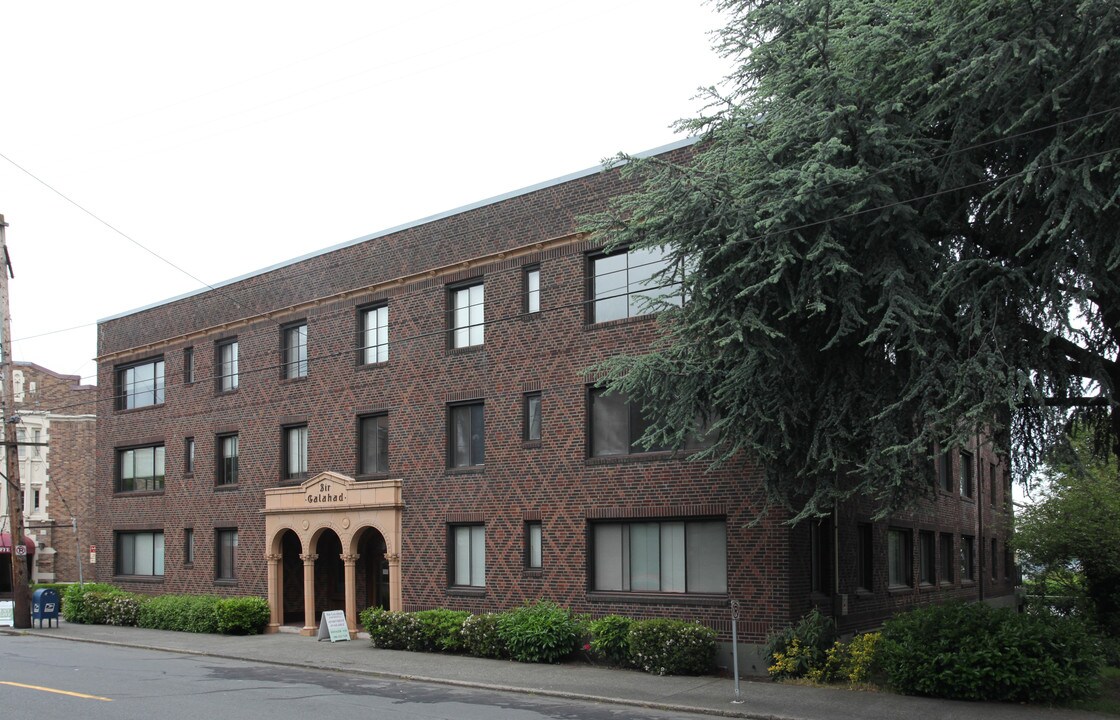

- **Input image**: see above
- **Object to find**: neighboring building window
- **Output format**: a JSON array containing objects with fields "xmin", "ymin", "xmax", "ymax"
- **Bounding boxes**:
[
  {"xmin": 283, "ymin": 322, "xmax": 308, "ymax": 379},
  {"xmin": 284, "ymin": 425, "xmax": 308, "ymax": 480},
  {"xmin": 810, "ymin": 519, "xmax": 831, "ymax": 594},
  {"xmin": 115, "ymin": 531, "xmax": 165, "ymax": 576},
  {"xmin": 117, "ymin": 445, "xmax": 166, "ymax": 492},
  {"xmin": 215, "ymin": 528, "xmax": 238, "ymax": 580},
  {"xmin": 525, "ymin": 266, "xmax": 540, "ymax": 314},
  {"xmin": 919, "ymin": 530, "xmax": 936, "ymax": 586},
  {"xmin": 589, "ymin": 245, "xmax": 681, "ymax": 323},
  {"xmin": 525, "ymin": 521, "xmax": 542, "ymax": 569},
  {"xmin": 217, "ymin": 433, "xmax": 239, "ymax": 485},
  {"xmin": 450, "ymin": 524, "xmax": 485, "ymax": 588},
  {"xmin": 960, "ymin": 450, "xmax": 974, "ymax": 498},
  {"xmin": 939, "ymin": 533, "xmax": 955, "ymax": 584},
  {"xmin": 360, "ymin": 304, "xmax": 389, "ymax": 364},
  {"xmin": 448, "ymin": 402, "xmax": 484, "ymax": 468},
  {"xmin": 938, "ymin": 448, "xmax": 953, "ymax": 492},
  {"xmin": 989, "ymin": 462, "xmax": 998, "ymax": 506},
  {"xmin": 359, "ymin": 414, "xmax": 389, "ymax": 475},
  {"xmin": 450, "ymin": 282, "xmax": 485, "ymax": 348},
  {"xmin": 961, "ymin": 534, "xmax": 975, "ymax": 581},
  {"xmin": 185, "ymin": 437, "xmax": 195, "ymax": 475},
  {"xmin": 990, "ymin": 537, "xmax": 998, "ymax": 580},
  {"xmin": 116, "ymin": 357, "xmax": 165, "ymax": 409},
  {"xmin": 217, "ymin": 339, "xmax": 239, "ymax": 392},
  {"xmin": 887, "ymin": 528, "xmax": 912, "ymax": 588},
  {"xmin": 523, "ymin": 392, "xmax": 541, "ymax": 442},
  {"xmin": 184, "ymin": 528, "xmax": 194, "ymax": 565},
  {"xmin": 184, "ymin": 346, "xmax": 195, "ymax": 384},
  {"xmin": 857, "ymin": 523, "xmax": 873, "ymax": 592},
  {"xmin": 591, "ymin": 519, "xmax": 727, "ymax": 594},
  {"xmin": 17, "ymin": 428, "xmax": 26, "ymax": 458},
  {"xmin": 32, "ymin": 489, "xmax": 41, "ymax": 510},
  {"xmin": 32, "ymin": 428, "xmax": 41, "ymax": 457}
]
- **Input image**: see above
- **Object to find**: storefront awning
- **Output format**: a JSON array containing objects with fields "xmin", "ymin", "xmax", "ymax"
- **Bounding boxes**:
[{"xmin": 0, "ymin": 532, "xmax": 36, "ymax": 555}]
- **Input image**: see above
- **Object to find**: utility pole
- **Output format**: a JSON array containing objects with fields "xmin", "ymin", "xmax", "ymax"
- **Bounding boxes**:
[{"xmin": 0, "ymin": 214, "xmax": 30, "ymax": 628}]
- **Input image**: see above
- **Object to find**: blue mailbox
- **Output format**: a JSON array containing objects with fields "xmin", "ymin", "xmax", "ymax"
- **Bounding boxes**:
[{"xmin": 31, "ymin": 588, "xmax": 60, "ymax": 628}]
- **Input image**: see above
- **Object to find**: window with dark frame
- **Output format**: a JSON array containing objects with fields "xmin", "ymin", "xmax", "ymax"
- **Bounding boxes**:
[
  {"xmin": 960, "ymin": 450, "xmax": 974, "ymax": 498},
  {"xmin": 989, "ymin": 462, "xmax": 997, "ymax": 505},
  {"xmin": 184, "ymin": 528, "xmax": 194, "ymax": 565},
  {"xmin": 591, "ymin": 519, "xmax": 727, "ymax": 594},
  {"xmin": 215, "ymin": 528, "xmax": 238, "ymax": 580},
  {"xmin": 525, "ymin": 266, "xmax": 540, "ymax": 314},
  {"xmin": 360, "ymin": 304, "xmax": 389, "ymax": 364},
  {"xmin": 938, "ymin": 448, "xmax": 953, "ymax": 492},
  {"xmin": 450, "ymin": 524, "xmax": 485, "ymax": 587},
  {"xmin": 810, "ymin": 519, "xmax": 831, "ymax": 594},
  {"xmin": 217, "ymin": 339, "xmax": 239, "ymax": 392},
  {"xmin": 217, "ymin": 433, "xmax": 239, "ymax": 485},
  {"xmin": 587, "ymin": 387, "xmax": 711, "ymax": 457},
  {"xmin": 589, "ymin": 245, "xmax": 682, "ymax": 324},
  {"xmin": 961, "ymin": 534, "xmax": 975, "ymax": 581},
  {"xmin": 887, "ymin": 528, "xmax": 912, "ymax": 588},
  {"xmin": 283, "ymin": 425, "xmax": 308, "ymax": 480},
  {"xmin": 117, "ymin": 444, "xmax": 166, "ymax": 492},
  {"xmin": 857, "ymin": 523, "xmax": 873, "ymax": 591},
  {"xmin": 448, "ymin": 402, "xmax": 484, "ymax": 468},
  {"xmin": 359, "ymin": 414, "xmax": 389, "ymax": 475},
  {"xmin": 450, "ymin": 282, "xmax": 484, "ymax": 348},
  {"xmin": 939, "ymin": 533, "xmax": 955, "ymax": 584},
  {"xmin": 116, "ymin": 357, "xmax": 165, "ymax": 410},
  {"xmin": 184, "ymin": 346, "xmax": 195, "ymax": 384},
  {"xmin": 282, "ymin": 322, "xmax": 308, "ymax": 379},
  {"xmin": 525, "ymin": 521, "xmax": 542, "ymax": 569},
  {"xmin": 115, "ymin": 530, "xmax": 164, "ymax": 576},
  {"xmin": 185, "ymin": 437, "xmax": 195, "ymax": 475},
  {"xmin": 523, "ymin": 392, "xmax": 541, "ymax": 442},
  {"xmin": 919, "ymin": 530, "xmax": 936, "ymax": 586}
]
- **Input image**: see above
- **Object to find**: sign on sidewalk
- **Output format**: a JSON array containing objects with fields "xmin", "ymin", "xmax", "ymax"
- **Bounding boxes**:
[
  {"xmin": 0, "ymin": 601, "xmax": 13, "ymax": 627},
  {"xmin": 316, "ymin": 610, "xmax": 351, "ymax": 642}
]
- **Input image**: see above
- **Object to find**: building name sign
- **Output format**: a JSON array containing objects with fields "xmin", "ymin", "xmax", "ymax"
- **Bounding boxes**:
[{"xmin": 306, "ymin": 481, "xmax": 345, "ymax": 505}]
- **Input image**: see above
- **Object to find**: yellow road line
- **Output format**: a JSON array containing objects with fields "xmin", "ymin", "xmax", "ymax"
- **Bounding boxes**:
[{"xmin": 0, "ymin": 681, "xmax": 113, "ymax": 701}]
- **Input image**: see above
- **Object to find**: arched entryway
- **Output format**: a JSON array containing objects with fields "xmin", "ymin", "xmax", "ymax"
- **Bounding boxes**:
[{"xmin": 263, "ymin": 472, "xmax": 403, "ymax": 636}]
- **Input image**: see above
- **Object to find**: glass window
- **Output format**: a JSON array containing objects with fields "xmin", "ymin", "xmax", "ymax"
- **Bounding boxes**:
[
  {"xmin": 361, "ymin": 304, "xmax": 389, "ymax": 364},
  {"xmin": 217, "ymin": 339, "xmax": 239, "ymax": 392},
  {"xmin": 857, "ymin": 523, "xmax": 873, "ymax": 591},
  {"xmin": 960, "ymin": 450, "xmax": 974, "ymax": 498},
  {"xmin": 359, "ymin": 414, "xmax": 389, "ymax": 475},
  {"xmin": 451, "ymin": 524, "xmax": 485, "ymax": 587},
  {"xmin": 184, "ymin": 346, "xmax": 195, "ymax": 384},
  {"xmin": 989, "ymin": 462, "xmax": 998, "ymax": 505},
  {"xmin": 218, "ymin": 434, "xmax": 239, "ymax": 485},
  {"xmin": 961, "ymin": 535, "xmax": 975, "ymax": 581},
  {"xmin": 449, "ymin": 402, "xmax": 484, "ymax": 467},
  {"xmin": 216, "ymin": 528, "xmax": 237, "ymax": 580},
  {"xmin": 17, "ymin": 428, "xmax": 26, "ymax": 459},
  {"xmin": 185, "ymin": 437, "xmax": 195, "ymax": 475},
  {"xmin": 590, "ymin": 245, "xmax": 681, "ymax": 323},
  {"xmin": 919, "ymin": 530, "xmax": 935, "ymax": 585},
  {"xmin": 115, "ymin": 531, "xmax": 165, "ymax": 576},
  {"xmin": 116, "ymin": 358, "xmax": 165, "ymax": 409},
  {"xmin": 938, "ymin": 449, "xmax": 953, "ymax": 492},
  {"xmin": 451, "ymin": 283, "xmax": 485, "ymax": 348},
  {"xmin": 526, "ymin": 521, "xmax": 542, "ymax": 569},
  {"xmin": 810, "ymin": 519, "xmax": 830, "ymax": 594},
  {"xmin": 589, "ymin": 388, "xmax": 684, "ymax": 457},
  {"xmin": 283, "ymin": 323, "xmax": 308, "ymax": 379},
  {"xmin": 525, "ymin": 266, "xmax": 540, "ymax": 314},
  {"xmin": 887, "ymin": 528, "xmax": 911, "ymax": 588},
  {"xmin": 284, "ymin": 425, "xmax": 308, "ymax": 480},
  {"xmin": 524, "ymin": 392, "xmax": 541, "ymax": 442},
  {"xmin": 117, "ymin": 445, "xmax": 166, "ymax": 492},
  {"xmin": 592, "ymin": 519, "xmax": 726, "ymax": 594},
  {"xmin": 184, "ymin": 528, "xmax": 194, "ymax": 565},
  {"xmin": 939, "ymin": 533, "xmax": 955, "ymax": 584}
]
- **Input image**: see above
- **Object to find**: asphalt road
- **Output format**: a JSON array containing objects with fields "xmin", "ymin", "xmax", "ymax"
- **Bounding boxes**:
[{"xmin": 0, "ymin": 635, "xmax": 713, "ymax": 720}]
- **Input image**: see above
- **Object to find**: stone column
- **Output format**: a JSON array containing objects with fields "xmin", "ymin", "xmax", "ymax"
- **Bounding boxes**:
[
  {"xmin": 342, "ymin": 553, "xmax": 359, "ymax": 637},
  {"xmin": 265, "ymin": 552, "xmax": 283, "ymax": 633},
  {"xmin": 300, "ymin": 553, "xmax": 318, "ymax": 636},
  {"xmin": 386, "ymin": 552, "xmax": 401, "ymax": 612}
]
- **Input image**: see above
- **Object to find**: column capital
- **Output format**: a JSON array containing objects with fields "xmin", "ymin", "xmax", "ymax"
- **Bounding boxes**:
[
  {"xmin": 341, "ymin": 553, "xmax": 359, "ymax": 564},
  {"xmin": 299, "ymin": 553, "xmax": 318, "ymax": 563},
  {"xmin": 385, "ymin": 552, "xmax": 400, "ymax": 565},
  {"xmin": 265, "ymin": 553, "xmax": 283, "ymax": 562}
]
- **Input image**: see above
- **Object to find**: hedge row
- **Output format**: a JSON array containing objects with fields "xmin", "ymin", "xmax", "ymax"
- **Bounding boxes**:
[
  {"xmin": 61, "ymin": 584, "xmax": 269, "ymax": 635},
  {"xmin": 359, "ymin": 602, "xmax": 717, "ymax": 676}
]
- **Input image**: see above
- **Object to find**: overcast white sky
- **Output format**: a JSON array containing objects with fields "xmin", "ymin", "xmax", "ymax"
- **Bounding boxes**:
[{"xmin": 0, "ymin": 1, "xmax": 729, "ymax": 385}]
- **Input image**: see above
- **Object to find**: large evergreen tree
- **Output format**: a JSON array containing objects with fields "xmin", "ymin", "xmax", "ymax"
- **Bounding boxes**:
[{"xmin": 588, "ymin": 0, "xmax": 1120, "ymax": 518}]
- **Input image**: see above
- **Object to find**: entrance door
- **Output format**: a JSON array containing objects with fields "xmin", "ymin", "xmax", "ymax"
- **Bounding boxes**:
[
  {"xmin": 280, "ymin": 530, "xmax": 303, "ymax": 624},
  {"xmin": 358, "ymin": 528, "xmax": 389, "ymax": 611}
]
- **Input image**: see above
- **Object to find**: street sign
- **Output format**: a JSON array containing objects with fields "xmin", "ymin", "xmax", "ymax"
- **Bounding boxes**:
[{"xmin": 14, "ymin": 544, "xmax": 26, "ymax": 557}]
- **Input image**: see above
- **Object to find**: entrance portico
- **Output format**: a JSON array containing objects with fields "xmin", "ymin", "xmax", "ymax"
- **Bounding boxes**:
[{"xmin": 263, "ymin": 471, "xmax": 402, "ymax": 636}]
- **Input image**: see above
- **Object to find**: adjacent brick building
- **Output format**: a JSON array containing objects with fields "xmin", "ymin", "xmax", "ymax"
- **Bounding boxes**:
[{"xmin": 94, "ymin": 138, "xmax": 1014, "ymax": 671}]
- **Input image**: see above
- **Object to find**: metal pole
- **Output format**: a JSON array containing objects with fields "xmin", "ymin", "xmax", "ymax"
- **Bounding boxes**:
[
  {"xmin": 730, "ymin": 599, "xmax": 742, "ymax": 703},
  {"xmin": 73, "ymin": 516, "xmax": 83, "ymax": 586}
]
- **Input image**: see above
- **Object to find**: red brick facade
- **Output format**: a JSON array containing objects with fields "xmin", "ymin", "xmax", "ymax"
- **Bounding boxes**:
[{"xmin": 94, "ymin": 140, "xmax": 1014, "ymax": 660}]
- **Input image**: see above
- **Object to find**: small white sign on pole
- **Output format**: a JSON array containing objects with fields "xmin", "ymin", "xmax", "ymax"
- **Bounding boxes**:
[
  {"xmin": 0, "ymin": 601, "xmax": 13, "ymax": 627},
  {"xmin": 316, "ymin": 610, "xmax": 351, "ymax": 642}
]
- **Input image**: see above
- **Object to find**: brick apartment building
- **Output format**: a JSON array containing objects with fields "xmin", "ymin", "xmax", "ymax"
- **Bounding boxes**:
[
  {"xmin": 0, "ymin": 362, "xmax": 97, "ymax": 593},
  {"xmin": 94, "ymin": 138, "xmax": 1014, "ymax": 670}
]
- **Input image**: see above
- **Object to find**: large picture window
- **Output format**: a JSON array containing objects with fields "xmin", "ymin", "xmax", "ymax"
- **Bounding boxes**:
[
  {"xmin": 359, "ymin": 414, "xmax": 389, "ymax": 475},
  {"xmin": 116, "ymin": 358, "xmax": 165, "ymax": 410},
  {"xmin": 360, "ymin": 304, "xmax": 389, "ymax": 364},
  {"xmin": 115, "ymin": 531, "xmax": 164, "ymax": 576},
  {"xmin": 117, "ymin": 445, "xmax": 166, "ymax": 492},
  {"xmin": 590, "ymin": 245, "xmax": 681, "ymax": 323},
  {"xmin": 591, "ymin": 519, "xmax": 726, "ymax": 594},
  {"xmin": 450, "ymin": 282, "xmax": 484, "ymax": 348},
  {"xmin": 450, "ymin": 524, "xmax": 485, "ymax": 587},
  {"xmin": 588, "ymin": 388, "xmax": 710, "ymax": 457}
]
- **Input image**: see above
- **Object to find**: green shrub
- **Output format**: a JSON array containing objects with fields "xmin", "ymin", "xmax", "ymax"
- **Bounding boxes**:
[
  {"xmin": 764, "ymin": 608, "xmax": 837, "ymax": 679},
  {"xmin": 61, "ymin": 583, "xmax": 127, "ymax": 624},
  {"xmin": 413, "ymin": 609, "xmax": 470, "ymax": 652},
  {"xmin": 842, "ymin": 632, "xmax": 881, "ymax": 684},
  {"xmin": 880, "ymin": 601, "xmax": 1104, "ymax": 704},
  {"xmin": 629, "ymin": 619, "xmax": 717, "ymax": 676},
  {"xmin": 589, "ymin": 615, "xmax": 634, "ymax": 667},
  {"xmin": 216, "ymin": 597, "xmax": 270, "ymax": 635},
  {"xmin": 138, "ymin": 595, "xmax": 221, "ymax": 633},
  {"xmin": 461, "ymin": 612, "xmax": 507, "ymax": 659},
  {"xmin": 83, "ymin": 590, "xmax": 142, "ymax": 626},
  {"xmin": 360, "ymin": 608, "xmax": 425, "ymax": 651},
  {"xmin": 497, "ymin": 601, "xmax": 582, "ymax": 664}
]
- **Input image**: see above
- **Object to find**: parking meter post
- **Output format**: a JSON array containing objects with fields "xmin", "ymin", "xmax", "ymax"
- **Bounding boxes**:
[{"xmin": 730, "ymin": 599, "xmax": 742, "ymax": 703}]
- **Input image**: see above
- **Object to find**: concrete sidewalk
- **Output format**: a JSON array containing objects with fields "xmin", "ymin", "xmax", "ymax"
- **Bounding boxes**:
[{"xmin": 0, "ymin": 621, "xmax": 1101, "ymax": 720}]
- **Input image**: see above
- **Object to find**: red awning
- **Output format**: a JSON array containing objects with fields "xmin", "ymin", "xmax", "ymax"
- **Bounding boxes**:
[{"xmin": 0, "ymin": 532, "xmax": 36, "ymax": 555}]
